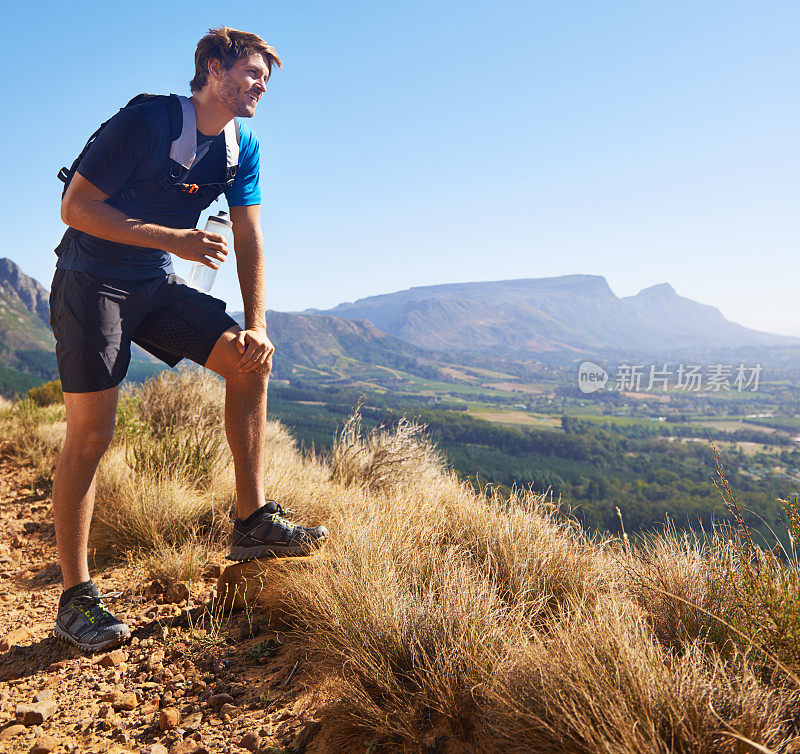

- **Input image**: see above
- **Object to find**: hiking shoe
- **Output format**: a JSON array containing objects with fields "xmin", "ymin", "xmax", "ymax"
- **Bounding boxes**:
[
  {"xmin": 227, "ymin": 500, "xmax": 329, "ymax": 561},
  {"xmin": 53, "ymin": 582, "xmax": 131, "ymax": 653}
]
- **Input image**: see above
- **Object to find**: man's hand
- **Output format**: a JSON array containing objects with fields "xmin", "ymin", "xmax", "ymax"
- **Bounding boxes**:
[
  {"xmin": 234, "ymin": 329, "xmax": 274, "ymax": 373},
  {"xmin": 168, "ymin": 228, "xmax": 229, "ymax": 269}
]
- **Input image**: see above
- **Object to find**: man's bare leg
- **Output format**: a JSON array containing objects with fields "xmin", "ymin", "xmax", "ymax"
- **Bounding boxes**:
[
  {"xmin": 52, "ymin": 387, "xmax": 119, "ymax": 589},
  {"xmin": 204, "ymin": 328, "xmax": 269, "ymax": 521}
]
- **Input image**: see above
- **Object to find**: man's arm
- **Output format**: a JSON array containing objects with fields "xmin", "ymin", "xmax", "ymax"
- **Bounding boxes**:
[
  {"xmin": 229, "ymin": 204, "xmax": 274, "ymax": 374},
  {"xmin": 61, "ymin": 173, "xmax": 229, "ymax": 270}
]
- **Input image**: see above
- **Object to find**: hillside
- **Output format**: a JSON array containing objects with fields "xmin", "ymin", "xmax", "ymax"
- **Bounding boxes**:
[
  {"xmin": 309, "ymin": 275, "xmax": 798, "ymax": 355},
  {"xmin": 2, "ymin": 376, "xmax": 800, "ymax": 752},
  {"xmin": 0, "ymin": 259, "xmax": 57, "ymax": 394},
  {"xmin": 0, "ymin": 258, "xmax": 449, "ymax": 396},
  {"xmin": 229, "ymin": 310, "xmax": 444, "ymax": 383}
]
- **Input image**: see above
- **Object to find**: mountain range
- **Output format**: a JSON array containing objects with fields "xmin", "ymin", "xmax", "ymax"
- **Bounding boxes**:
[
  {"xmin": 0, "ymin": 259, "xmax": 796, "ymax": 395},
  {"xmin": 308, "ymin": 275, "xmax": 797, "ymax": 355}
]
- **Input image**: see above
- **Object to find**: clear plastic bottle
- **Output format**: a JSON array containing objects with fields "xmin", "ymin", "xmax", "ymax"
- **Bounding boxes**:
[{"xmin": 187, "ymin": 211, "xmax": 234, "ymax": 292}]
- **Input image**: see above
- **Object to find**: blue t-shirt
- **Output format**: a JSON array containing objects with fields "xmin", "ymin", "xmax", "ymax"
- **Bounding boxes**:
[{"xmin": 56, "ymin": 97, "xmax": 261, "ymax": 280}]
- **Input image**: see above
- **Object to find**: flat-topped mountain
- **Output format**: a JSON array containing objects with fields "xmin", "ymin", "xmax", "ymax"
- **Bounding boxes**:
[{"xmin": 308, "ymin": 275, "xmax": 797, "ymax": 354}]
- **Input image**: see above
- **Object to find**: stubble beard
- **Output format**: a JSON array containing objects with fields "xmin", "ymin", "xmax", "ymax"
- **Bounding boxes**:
[{"xmin": 217, "ymin": 72, "xmax": 255, "ymax": 118}]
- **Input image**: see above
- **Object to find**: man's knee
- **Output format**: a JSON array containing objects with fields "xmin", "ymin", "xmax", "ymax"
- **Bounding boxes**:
[
  {"xmin": 64, "ymin": 426, "xmax": 114, "ymax": 461},
  {"xmin": 62, "ymin": 387, "xmax": 119, "ymax": 461},
  {"xmin": 206, "ymin": 329, "xmax": 272, "ymax": 384}
]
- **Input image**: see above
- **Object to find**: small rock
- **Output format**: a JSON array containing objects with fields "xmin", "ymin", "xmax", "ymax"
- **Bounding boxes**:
[
  {"xmin": 207, "ymin": 693, "xmax": 234, "ymax": 710},
  {"xmin": 169, "ymin": 740, "xmax": 209, "ymax": 754},
  {"xmin": 141, "ymin": 745, "xmax": 169, "ymax": 754},
  {"xmin": 46, "ymin": 660, "xmax": 69, "ymax": 671},
  {"xmin": 239, "ymin": 730, "xmax": 260, "ymax": 751},
  {"xmin": 16, "ymin": 700, "xmax": 57, "ymax": 726},
  {"xmin": 291, "ymin": 721, "xmax": 321, "ymax": 752},
  {"xmin": 164, "ymin": 581, "xmax": 190, "ymax": 604},
  {"xmin": 182, "ymin": 712, "xmax": 203, "ymax": 732},
  {"xmin": 203, "ymin": 564, "xmax": 223, "ymax": 579},
  {"xmin": 146, "ymin": 649, "xmax": 165, "ymax": 670},
  {"xmin": 97, "ymin": 649, "xmax": 127, "ymax": 667},
  {"xmin": 218, "ymin": 703, "xmax": 240, "ymax": 718},
  {"xmin": 112, "ymin": 692, "xmax": 138, "ymax": 711},
  {"xmin": 32, "ymin": 689, "xmax": 54, "ymax": 703},
  {"xmin": 144, "ymin": 579, "xmax": 164, "ymax": 599},
  {"xmin": 0, "ymin": 627, "xmax": 31, "ymax": 652},
  {"xmin": 0, "ymin": 723, "xmax": 26, "ymax": 740},
  {"xmin": 159, "ymin": 707, "xmax": 181, "ymax": 731},
  {"xmin": 31, "ymin": 733, "xmax": 59, "ymax": 753}
]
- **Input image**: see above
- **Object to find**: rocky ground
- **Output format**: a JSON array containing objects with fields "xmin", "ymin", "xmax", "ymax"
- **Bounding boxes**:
[{"xmin": 0, "ymin": 456, "xmax": 326, "ymax": 754}]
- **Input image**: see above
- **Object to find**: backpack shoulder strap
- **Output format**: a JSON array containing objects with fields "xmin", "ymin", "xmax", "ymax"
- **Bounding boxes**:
[
  {"xmin": 222, "ymin": 117, "xmax": 240, "ymax": 184},
  {"xmin": 171, "ymin": 95, "xmax": 199, "ymax": 171}
]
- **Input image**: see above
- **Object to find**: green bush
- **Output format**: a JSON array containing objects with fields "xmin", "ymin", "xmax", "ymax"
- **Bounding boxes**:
[{"xmin": 27, "ymin": 380, "xmax": 64, "ymax": 407}]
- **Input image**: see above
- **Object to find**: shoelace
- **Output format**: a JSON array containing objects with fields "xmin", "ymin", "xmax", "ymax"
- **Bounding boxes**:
[
  {"xmin": 264, "ymin": 501, "xmax": 297, "ymax": 530},
  {"xmin": 71, "ymin": 592, "xmax": 121, "ymax": 627}
]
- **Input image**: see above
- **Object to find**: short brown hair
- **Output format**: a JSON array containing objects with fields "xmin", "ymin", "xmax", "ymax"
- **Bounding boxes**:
[{"xmin": 190, "ymin": 26, "xmax": 282, "ymax": 93}]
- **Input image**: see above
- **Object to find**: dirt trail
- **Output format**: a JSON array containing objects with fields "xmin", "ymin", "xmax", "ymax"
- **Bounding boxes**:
[{"xmin": 0, "ymin": 456, "xmax": 324, "ymax": 754}]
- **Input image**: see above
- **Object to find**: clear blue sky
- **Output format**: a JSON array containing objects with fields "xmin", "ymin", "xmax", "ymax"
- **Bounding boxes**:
[{"xmin": 5, "ymin": 0, "xmax": 800, "ymax": 335}]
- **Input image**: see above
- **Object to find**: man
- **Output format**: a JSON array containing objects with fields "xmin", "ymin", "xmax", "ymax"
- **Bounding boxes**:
[{"xmin": 50, "ymin": 27, "xmax": 328, "ymax": 652}]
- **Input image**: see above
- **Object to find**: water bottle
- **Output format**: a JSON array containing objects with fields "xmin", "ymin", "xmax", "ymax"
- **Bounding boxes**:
[{"xmin": 187, "ymin": 211, "xmax": 234, "ymax": 292}]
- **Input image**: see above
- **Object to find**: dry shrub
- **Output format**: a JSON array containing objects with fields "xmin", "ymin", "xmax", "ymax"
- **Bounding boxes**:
[
  {"xmin": 130, "ymin": 536, "xmax": 217, "ymax": 583},
  {"xmin": 621, "ymin": 453, "xmax": 800, "ymax": 678},
  {"xmin": 617, "ymin": 523, "xmax": 733, "ymax": 654},
  {"xmin": 287, "ymin": 543, "xmax": 514, "ymax": 750},
  {"xmin": 330, "ymin": 407, "xmax": 444, "ymax": 492},
  {"xmin": 90, "ymin": 371, "xmax": 302, "ymax": 570},
  {"xmin": 90, "ymin": 369, "xmax": 234, "ymax": 564},
  {"xmin": 283, "ymin": 476, "xmax": 624, "ymax": 751}
]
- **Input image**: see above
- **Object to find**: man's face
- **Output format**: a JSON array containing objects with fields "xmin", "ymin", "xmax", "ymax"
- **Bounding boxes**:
[{"xmin": 213, "ymin": 52, "xmax": 270, "ymax": 118}]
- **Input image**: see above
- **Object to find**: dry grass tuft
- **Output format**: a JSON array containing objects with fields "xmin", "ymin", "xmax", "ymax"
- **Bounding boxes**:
[
  {"xmin": 92, "ymin": 444, "xmax": 229, "ymax": 559},
  {"xmin": 134, "ymin": 365, "xmax": 226, "ymax": 437},
  {"xmin": 128, "ymin": 536, "xmax": 218, "ymax": 583},
  {"xmin": 1, "ymin": 398, "xmax": 65, "ymax": 494},
  {"xmin": 330, "ymin": 406, "xmax": 444, "ymax": 492},
  {"xmin": 126, "ymin": 423, "xmax": 228, "ymax": 488}
]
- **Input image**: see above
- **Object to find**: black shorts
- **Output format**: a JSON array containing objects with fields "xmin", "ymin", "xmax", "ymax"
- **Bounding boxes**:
[{"xmin": 50, "ymin": 268, "xmax": 239, "ymax": 393}]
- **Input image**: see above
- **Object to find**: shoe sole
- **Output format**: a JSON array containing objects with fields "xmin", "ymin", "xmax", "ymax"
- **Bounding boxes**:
[
  {"xmin": 226, "ymin": 536, "xmax": 328, "ymax": 562},
  {"xmin": 53, "ymin": 624, "xmax": 131, "ymax": 654}
]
